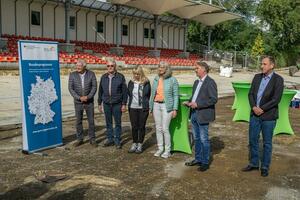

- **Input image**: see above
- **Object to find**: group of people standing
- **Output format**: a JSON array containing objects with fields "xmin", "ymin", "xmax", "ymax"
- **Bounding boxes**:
[
  {"xmin": 68, "ymin": 58, "xmax": 179, "ymax": 158},
  {"xmin": 68, "ymin": 55, "xmax": 283, "ymax": 176}
]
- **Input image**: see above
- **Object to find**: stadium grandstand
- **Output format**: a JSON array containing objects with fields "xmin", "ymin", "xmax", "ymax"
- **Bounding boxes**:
[{"xmin": 0, "ymin": 0, "xmax": 241, "ymax": 66}]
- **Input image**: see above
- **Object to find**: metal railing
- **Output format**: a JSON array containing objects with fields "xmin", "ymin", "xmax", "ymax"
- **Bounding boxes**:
[{"xmin": 187, "ymin": 42, "xmax": 261, "ymax": 69}]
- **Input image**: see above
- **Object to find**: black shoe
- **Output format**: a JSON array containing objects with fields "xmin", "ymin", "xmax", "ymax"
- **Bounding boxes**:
[
  {"xmin": 90, "ymin": 140, "xmax": 98, "ymax": 147},
  {"xmin": 73, "ymin": 140, "xmax": 84, "ymax": 147},
  {"xmin": 185, "ymin": 160, "xmax": 202, "ymax": 166},
  {"xmin": 198, "ymin": 164, "xmax": 209, "ymax": 172},
  {"xmin": 261, "ymin": 169, "xmax": 269, "ymax": 177},
  {"xmin": 242, "ymin": 165, "xmax": 259, "ymax": 172},
  {"xmin": 116, "ymin": 144, "xmax": 122, "ymax": 149},
  {"xmin": 103, "ymin": 140, "xmax": 114, "ymax": 147}
]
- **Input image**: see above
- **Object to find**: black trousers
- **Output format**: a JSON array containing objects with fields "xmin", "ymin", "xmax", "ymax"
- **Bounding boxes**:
[{"xmin": 129, "ymin": 108, "xmax": 149, "ymax": 143}]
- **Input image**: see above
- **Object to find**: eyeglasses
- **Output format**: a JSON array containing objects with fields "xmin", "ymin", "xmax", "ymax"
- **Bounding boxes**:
[{"xmin": 107, "ymin": 65, "xmax": 115, "ymax": 68}]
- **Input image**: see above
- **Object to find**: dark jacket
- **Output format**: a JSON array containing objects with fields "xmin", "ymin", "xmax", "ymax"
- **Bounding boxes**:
[
  {"xmin": 98, "ymin": 72, "xmax": 127, "ymax": 105},
  {"xmin": 248, "ymin": 72, "xmax": 284, "ymax": 120},
  {"xmin": 68, "ymin": 69, "xmax": 97, "ymax": 104},
  {"xmin": 190, "ymin": 75, "xmax": 218, "ymax": 123},
  {"xmin": 127, "ymin": 80, "xmax": 151, "ymax": 110}
]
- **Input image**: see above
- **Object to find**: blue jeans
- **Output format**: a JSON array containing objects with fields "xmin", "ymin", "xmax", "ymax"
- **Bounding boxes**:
[
  {"xmin": 103, "ymin": 103, "xmax": 122, "ymax": 145},
  {"xmin": 249, "ymin": 116, "xmax": 276, "ymax": 170},
  {"xmin": 191, "ymin": 111, "xmax": 210, "ymax": 165}
]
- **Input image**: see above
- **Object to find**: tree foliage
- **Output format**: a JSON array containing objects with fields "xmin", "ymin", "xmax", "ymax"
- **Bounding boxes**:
[
  {"xmin": 187, "ymin": 0, "xmax": 300, "ymax": 67},
  {"xmin": 251, "ymin": 33, "xmax": 264, "ymax": 57}
]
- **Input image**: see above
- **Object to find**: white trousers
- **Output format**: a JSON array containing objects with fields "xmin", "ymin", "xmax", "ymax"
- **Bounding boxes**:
[{"xmin": 153, "ymin": 102, "xmax": 173, "ymax": 153}]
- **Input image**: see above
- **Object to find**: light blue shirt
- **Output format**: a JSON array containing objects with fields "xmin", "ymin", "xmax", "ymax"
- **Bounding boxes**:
[
  {"xmin": 191, "ymin": 75, "xmax": 207, "ymax": 103},
  {"xmin": 256, "ymin": 72, "xmax": 274, "ymax": 106}
]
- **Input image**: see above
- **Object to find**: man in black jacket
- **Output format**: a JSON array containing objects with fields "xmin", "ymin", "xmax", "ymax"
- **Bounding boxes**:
[
  {"xmin": 98, "ymin": 58, "xmax": 127, "ymax": 149},
  {"xmin": 242, "ymin": 55, "xmax": 284, "ymax": 177},
  {"xmin": 184, "ymin": 61, "xmax": 218, "ymax": 172}
]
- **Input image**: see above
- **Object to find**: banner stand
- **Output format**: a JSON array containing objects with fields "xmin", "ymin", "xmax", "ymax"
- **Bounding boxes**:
[{"xmin": 18, "ymin": 40, "xmax": 63, "ymax": 154}]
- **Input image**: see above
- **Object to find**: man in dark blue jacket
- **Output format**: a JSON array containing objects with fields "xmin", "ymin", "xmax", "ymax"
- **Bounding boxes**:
[
  {"xmin": 242, "ymin": 55, "xmax": 284, "ymax": 177},
  {"xmin": 98, "ymin": 58, "xmax": 127, "ymax": 149}
]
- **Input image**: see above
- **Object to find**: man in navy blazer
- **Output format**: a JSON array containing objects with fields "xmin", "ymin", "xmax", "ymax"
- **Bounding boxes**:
[
  {"xmin": 242, "ymin": 55, "xmax": 284, "ymax": 177},
  {"xmin": 184, "ymin": 61, "xmax": 218, "ymax": 172}
]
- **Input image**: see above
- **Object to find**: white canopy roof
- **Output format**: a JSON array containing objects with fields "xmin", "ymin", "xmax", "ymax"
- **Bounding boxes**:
[
  {"xmin": 192, "ymin": 11, "xmax": 242, "ymax": 26},
  {"xmin": 108, "ymin": 0, "xmax": 195, "ymax": 15},
  {"xmin": 169, "ymin": 2, "xmax": 224, "ymax": 19}
]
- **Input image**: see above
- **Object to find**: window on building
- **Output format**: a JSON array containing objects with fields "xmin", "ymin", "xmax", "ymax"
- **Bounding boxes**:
[
  {"xmin": 144, "ymin": 28, "xmax": 149, "ymax": 38},
  {"xmin": 31, "ymin": 11, "xmax": 40, "ymax": 26},
  {"xmin": 122, "ymin": 25, "xmax": 128, "ymax": 36},
  {"xmin": 69, "ymin": 16, "xmax": 76, "ymax": 30},
  {"xmin": 97, "ymin": 21, "xmax": 103, "ymax": 33},
  {"xmin": 151, "ymin": 29, "xmax": 155, "ymax": 39}
]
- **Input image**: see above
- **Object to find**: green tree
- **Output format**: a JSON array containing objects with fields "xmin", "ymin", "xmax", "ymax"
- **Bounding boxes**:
[
  {"xmin": 257, "ymin": 0, "xmax": 300, "ymax": 66},
  {"xmin": 251, "ymin": 33, "xmax": 264, "ymax": 57}
]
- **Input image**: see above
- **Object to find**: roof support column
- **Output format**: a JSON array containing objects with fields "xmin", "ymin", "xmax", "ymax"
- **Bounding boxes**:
[
  {"xmin": 15, "ymin": 0, "xmax": 19, "ymax": 35},
  {"xmin": 60, "ymin": 0, "xmax": 74, "ymax": 53},
  {"xmin": 28, "ymin": 0, "xmax": 33, "ymax": 37},
  {"xmin": 208, "ymin": 28, "xmax": 212, "ymax": 51},
  {"xmin": 128, "ymin": 18, "xmax": 134, "ymax": 45},
  {"xmin": 148, "ymin": 15, "xmax": 160, "ymax": 57},
  {"xmin": 115, "ymin": 5, "xmax": 121, "ymax": 47},
  {"xmin": 135, "ymin": 19, "xmax": 140, "ymax": 46},
  {"xmin": 109, "ymin": 5, "xmax": 124, "ymax": 56},
  {"xmin": 75, "ymin": 7, "xmax": 81, "ymax": 41},
  {"xmin": 153, "ymin": 15, "xmax": 158, "ymax": 50},
  {"xmin": 183, "ymin": 19, "xmax": 188, "ymax": 52},
  {"xmin": 0, "ymin": 0, "xmax": 2, "ymax": 37},
  {"xmin": 65, "ymin": 0, "xmax": 71, "ymax": 43},
  {"xmin": 178, "ymin": 19, "xmax": 190, "ymax": 58}
]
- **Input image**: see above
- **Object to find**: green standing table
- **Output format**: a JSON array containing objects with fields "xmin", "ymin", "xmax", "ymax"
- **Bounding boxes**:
[
  {"xmin": 170, "ymin": 83, "xmax": 193, "ymax": 154},
  {"xmin": 232, "ymin": 84, "xmax": 251, "ymax": 122},
  {"xmin": 232, "ymin": 84, "xmax": 296, "ymax": 135},
  {"xmin": 179, "ymin": 84, "xmax": 193, "ymax": 96},
  {"xmin": 170, "ymin": 95, "xmax": 192, "ymax": 154},
  {"xmin": 274, "ymin": 89, "xmax": 297, "ymax": 135},
  {"xmin": 231, "ymin": 81, "xmax": 251, "ymax": 110}
]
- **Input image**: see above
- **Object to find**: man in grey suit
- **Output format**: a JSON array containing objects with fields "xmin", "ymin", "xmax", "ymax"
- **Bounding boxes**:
[
  {"xmin": 184, "ymin": 61, "xmax": 218, "ymax": 171},
  {"xmin": 68, "ymin": 59, "xmax": 97, "ymax": 147}
]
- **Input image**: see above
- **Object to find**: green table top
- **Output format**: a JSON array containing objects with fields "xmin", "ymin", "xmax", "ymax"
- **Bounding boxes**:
[
  {"xmin": 282, "ymin": 89, "xmax": 297, "ymax": 95},
  {"xmin": 233, "ymin": 84, "xmax": 251, "ymax": 89},
  {"xmin": 179, "ymin": 84, "xmax": 193, "ymax": 88},
  {"xmin": 232, "ymin": 81, "xmax": 251, "ymax": 85}
]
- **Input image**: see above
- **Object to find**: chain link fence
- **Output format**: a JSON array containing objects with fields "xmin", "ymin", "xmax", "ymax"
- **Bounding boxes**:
[{"xmin": 188, "ymin": 42, "xmax": 261, "ymax": 69}]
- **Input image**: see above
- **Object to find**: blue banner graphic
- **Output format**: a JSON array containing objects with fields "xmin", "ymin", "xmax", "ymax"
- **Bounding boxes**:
[{"xmin": 18, "ymin": 41, "xmax": 63, "ymax": 153}]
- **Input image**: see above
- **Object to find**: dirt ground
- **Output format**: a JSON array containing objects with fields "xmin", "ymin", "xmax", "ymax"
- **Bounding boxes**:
[{"xmin": 0, "ymin": 97, "xmax": 299, "ymax": 200}]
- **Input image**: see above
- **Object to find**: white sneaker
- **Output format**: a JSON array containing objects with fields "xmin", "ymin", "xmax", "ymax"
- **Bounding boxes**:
[
  {"xmin": 161, "ymin": 152, "xmax": 171, "ymax": 159},
  {"xmin": 154, "ymin": 149, "xmax": 164, "ymax": 157},
  {"xmin": 128, "ymin": 143, "xmax": 137, "ymax": 153}
]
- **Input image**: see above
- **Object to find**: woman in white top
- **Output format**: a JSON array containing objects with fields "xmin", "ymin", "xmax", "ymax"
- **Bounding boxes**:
[{"xmin": 127, "ymin": 66, "xmax": 151, "ymax": 153}]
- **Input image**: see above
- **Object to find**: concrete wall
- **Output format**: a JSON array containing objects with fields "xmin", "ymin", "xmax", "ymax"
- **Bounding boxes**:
[
  {"xmin": 0, "ymin": 0, "xmax": 184, "ymax": 50},
  {"xmin": 43, "ymin": 4, "xmax": 55, "ymax": 38},
  {"xmin": 1, "ymin": 0, "xmax": 15, "ymax": 35}
]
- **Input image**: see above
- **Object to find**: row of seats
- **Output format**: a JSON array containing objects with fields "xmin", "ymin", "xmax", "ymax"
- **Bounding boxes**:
[{"xmin": 1, "ymin": 34, "xmax": 200, "ymax": 66}]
